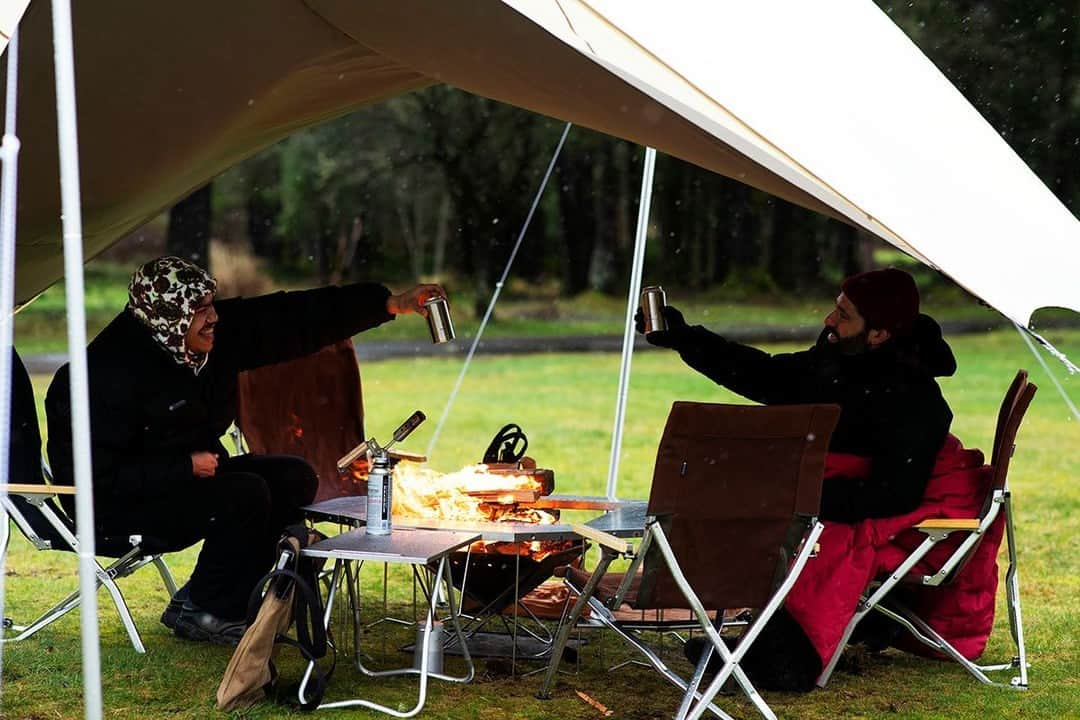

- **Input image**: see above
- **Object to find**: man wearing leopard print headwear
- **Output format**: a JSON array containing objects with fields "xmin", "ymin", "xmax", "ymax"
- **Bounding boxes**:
[{"xmin": 46, "ymin": 256, "xmax": 446, "ymax": 643}]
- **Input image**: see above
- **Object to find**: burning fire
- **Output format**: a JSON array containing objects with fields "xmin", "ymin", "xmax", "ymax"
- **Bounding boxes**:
[
  {"xmin": 391, "ymin": 462, "xmax": 557, "ymax": 525},
  {"xmin": 343, "ymin": 459, "xmax": 572, "ymax": 559}
]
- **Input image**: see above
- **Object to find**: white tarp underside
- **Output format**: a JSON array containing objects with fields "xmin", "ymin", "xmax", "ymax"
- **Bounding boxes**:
[
  {"xmin": 4, "ymin": 0, "xmax": 1078, "ymax": 327},
  {"xmin": 511, "ymin": 0, "xmax": 1080, "ymax": 326}
]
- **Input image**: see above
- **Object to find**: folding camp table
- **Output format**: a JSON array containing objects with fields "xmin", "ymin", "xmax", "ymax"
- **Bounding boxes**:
[
  {"xmin": 302, "ymin": 497, "xmax": 647, "ymax": 672},
  {"xmin": 297, "ymin": 527, "xmax": 480, "ymax": 717}
]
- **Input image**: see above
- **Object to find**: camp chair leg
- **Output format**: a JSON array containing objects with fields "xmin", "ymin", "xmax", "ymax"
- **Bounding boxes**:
[
  {"xmin": 152, "ymin": 555, "xmax": 179, "ymax": 597},
  {"xmin": 651, "ymin": 522, "xmax": 823, "ymax": 720},
  {"xmin": 1002, "ymin": 494, "xmax": 1029, "ymax": 688},
  {"xmin": 875, "ymin": 596, "xmax": 1026, "ymax": 690},
  {"xmin": 675, "ymin": 643, "xmax": 720, "ymax": 720},
  {"xmin": 4, "ymin": 586, "xmax": 82, "ymax": 639},
  {"xmin": 95, "ymin": 559, "xmax": 146, "ymax": 653},
  {"xmin": 596, "ymin": 606, "xmax": 732, "ymax": 719},
  {"xmin": 818, "ymin": 532, "xmax": 942, "ymax": 687},
  {"xmin": 538, "ymin": 549, "xmax": 619, "ymax": 699},
  {"xmin": 3, "ymin": 549, "xmax": 148, "ymax": 653}
]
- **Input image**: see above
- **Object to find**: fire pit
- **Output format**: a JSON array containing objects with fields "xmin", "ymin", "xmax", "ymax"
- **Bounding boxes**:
[
  {"xmin": 387, "ymin": 462, "xmax": 583, "ymax": 618},
  {"xmin": 302, "ymin": 462, "xmax": 645, "ymax": 663}
]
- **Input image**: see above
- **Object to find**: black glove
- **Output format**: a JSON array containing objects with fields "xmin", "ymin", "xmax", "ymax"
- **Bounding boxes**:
[{"xmin": 635, "ymin": 304, "xmax": 690, "ymax": 349}]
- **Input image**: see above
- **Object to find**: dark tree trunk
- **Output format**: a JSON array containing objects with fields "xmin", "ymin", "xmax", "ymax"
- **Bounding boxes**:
[
  {"xmin": 246, "ymin": 156, "xmax": 280, "ymax": 260},
  {"xmin": 557, "ymin": 150, "xmax": 596, "ymax": 295},
  {"xmin": 767, "ymin": 200, "xmax": 822, "ymax": 292},
  {"xmin": 166, "ymin": 184, "xmax": 212, "ymax": 268}
]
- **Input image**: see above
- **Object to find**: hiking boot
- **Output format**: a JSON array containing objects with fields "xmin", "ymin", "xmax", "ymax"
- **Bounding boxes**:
[
  {"xmin": 172, "ymin": 601, "xmax": 246, "ymax": 645},
  {"xmin": 159, "ymin": 583, "xmax": 190, "ymax": 630}
]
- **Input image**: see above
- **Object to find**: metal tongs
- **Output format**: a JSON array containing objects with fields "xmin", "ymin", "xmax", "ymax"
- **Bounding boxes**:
[{"xmin": 336, "ymin": 410, "xmax": 428, "ymax": 471}]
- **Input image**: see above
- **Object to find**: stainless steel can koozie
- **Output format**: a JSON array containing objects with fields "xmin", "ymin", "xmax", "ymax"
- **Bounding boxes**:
[
  {"xmin": 365, "ymin": 458, "xmax": 393, "ymax": 535},
  {"xmin": 641, "ymin": 285, "xmax": 668, "ymax": 333},
  {"xmin": 412, "ymin": 621, "xmax": 445, "ymax": 674},
  {"xmin": 422, "ymin": 296, "xmax": 455, "ymax": 344}
]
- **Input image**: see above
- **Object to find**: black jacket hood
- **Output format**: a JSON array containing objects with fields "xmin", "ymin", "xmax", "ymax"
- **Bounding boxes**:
[{"xmin": 894, "ymin": 313, "xmax": 957, "ymax": 378}]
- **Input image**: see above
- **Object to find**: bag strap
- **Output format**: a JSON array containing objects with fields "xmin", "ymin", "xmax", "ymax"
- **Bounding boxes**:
[{"xmin": 253, "ymin": 565, "xmax": 335, "ymax": 710}]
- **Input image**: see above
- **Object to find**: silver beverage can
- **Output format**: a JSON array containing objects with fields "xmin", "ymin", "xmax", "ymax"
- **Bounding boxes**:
[
  {"xmin": 641, "ymin": 285, "xmax": 668, "ymax": 333},
  {"xmin": 365, "ymin": 459, "xmax": 393, "ymax": 535},
  {"xmin": 423, "ymin": 296, "xmax": 455, "ymax": 344}
]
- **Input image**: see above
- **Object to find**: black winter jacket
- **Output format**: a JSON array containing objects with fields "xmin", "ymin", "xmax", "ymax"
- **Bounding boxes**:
[
  {"xmin": 673, "ymin": 315, "xmax": 955, "ymax": 522},
  {"xmin": 45, "ymin": 283, "xmax": 393, "ymax": 522}
]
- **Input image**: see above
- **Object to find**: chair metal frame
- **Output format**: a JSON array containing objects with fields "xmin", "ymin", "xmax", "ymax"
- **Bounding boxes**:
[
  {"xmin": 4, "ymin": 345, "xmax": 180, "ymax": 654},
  {"xmin": 2, "ymin": 477, "xmax": 179, "ymax": 654},
  {"xmin": 539, "ymin": 401, "xmax": 841, "ymax": 720},
  {"xmin": 817, "ymin": 370, "xmax": 1036, "ymax": 689}
]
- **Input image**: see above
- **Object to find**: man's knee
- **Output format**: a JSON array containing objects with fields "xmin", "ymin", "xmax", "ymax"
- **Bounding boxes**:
[{"xmin": 270, "ymin": 455, "xmax": 319, "ymax": 505}]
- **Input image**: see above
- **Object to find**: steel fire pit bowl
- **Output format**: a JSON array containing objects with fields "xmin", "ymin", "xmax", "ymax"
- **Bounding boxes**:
[{"xmin": 444, "ymin": 544, "xmax": 585, "ymax": 615}]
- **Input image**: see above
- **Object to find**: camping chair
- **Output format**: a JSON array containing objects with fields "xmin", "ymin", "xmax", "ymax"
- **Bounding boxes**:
[
  {"xmin": 1, "ymin": 349, "xmax": 180, "ymax": 653},
  {"xmin": 539, "ymin": 401, "xmax": 841, "ymax": 720},
  {"xmin": 235, "ymin": 340, "xmax": 413, "ymax": 640},
  {"xmin": 817, "ymin": 369, "xmax": 1036, "ymax": 689},
  {"xmin": 234, "ymin": 339, "xmax": 366, "ymax": 502}
]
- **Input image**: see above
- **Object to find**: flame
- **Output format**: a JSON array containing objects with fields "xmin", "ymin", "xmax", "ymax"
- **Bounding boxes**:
[
  {"xmin": 391, "ymin": 462, "xmax": 557, "ymax": 525},
  {"xmin": 288, "ymin": 412, "xmax": 304, "ymax": 440}
]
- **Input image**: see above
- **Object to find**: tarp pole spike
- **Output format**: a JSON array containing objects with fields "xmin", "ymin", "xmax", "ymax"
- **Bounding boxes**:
[{"xmin": 426, "ymin": 123, "xmax": 572, "ymax": 459}]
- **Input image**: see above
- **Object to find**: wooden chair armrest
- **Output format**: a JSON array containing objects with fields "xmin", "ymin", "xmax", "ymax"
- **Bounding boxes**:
[
  {"xmin": 571, "ymin": 523, "xmax": 633, "ymax": 555},
  {"xmin": 1, "ymin": 483, "xmax": 78, "ymax": 496},
  {"xmin": 913, "ymin": 517, "xmax": 980, "ymax": 531}
]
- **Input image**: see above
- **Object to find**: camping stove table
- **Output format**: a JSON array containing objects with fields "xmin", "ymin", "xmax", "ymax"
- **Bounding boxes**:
[
  {"xmin": 302, "ymin": 496, "xmax": 648, "ymax": 673},
  {"xmin": 298, "ymin": 527, "xmax": 480, "ymax": 718}
]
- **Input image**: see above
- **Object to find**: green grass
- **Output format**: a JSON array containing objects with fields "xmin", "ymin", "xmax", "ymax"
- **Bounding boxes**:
[
  {"xmin": 21, "ymin": 259, "xmax": 1077, "ymax": 354},
  {"xmin": 4, "ymin": 329, "xmax": 1080, "ymax": 718}
]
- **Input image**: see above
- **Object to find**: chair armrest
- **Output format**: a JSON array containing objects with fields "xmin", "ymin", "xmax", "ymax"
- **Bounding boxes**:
[
  {"xmin": 913, "ymin": 517, "xmax": 980, "ymax": 532},
  {"xmin": 1, "ymin": 483, "xmax": 77, "ymax": 496},
  {"xmin": 571, "ymin": 523, "xmax": 633, "ymax": 555}
]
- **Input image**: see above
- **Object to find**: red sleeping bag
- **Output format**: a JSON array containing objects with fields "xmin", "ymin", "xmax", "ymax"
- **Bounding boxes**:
[{"xmin": 785, "ymin": 435, "xmax": 1005, "ymax": 666}]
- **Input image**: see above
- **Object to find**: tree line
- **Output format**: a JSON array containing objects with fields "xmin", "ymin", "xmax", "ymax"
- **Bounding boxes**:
[{"xmin": 165, "ymin": 1, "xmax": 1078, "ymax": 311}]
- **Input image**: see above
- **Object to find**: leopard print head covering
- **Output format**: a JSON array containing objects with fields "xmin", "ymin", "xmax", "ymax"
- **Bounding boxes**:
[{"xmin": 127, "ymin": 256, "xmax": 218, "ymax": 371}]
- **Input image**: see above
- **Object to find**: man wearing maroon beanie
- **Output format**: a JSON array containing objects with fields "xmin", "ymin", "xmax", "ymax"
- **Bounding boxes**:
[{"xmin": 636, "ymin": 267, "xmax": 956, "ymax": 692}]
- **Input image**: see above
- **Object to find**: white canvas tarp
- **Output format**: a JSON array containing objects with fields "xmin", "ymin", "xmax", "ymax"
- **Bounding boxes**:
[{"xmin": 5, "ymin": 0, "xmax": 1079, "ymax": 326}]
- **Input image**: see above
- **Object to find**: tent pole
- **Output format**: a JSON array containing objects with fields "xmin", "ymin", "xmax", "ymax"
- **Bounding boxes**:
[
  {"xmin": 0, "ymin": 26, "xmax": 21, "ymax": 682},
  {"xmin": 50, "ymin": 1, "xmax": 104, "ymax": 718},
  {"xmin": 606, "ymin": 147, "xmax": 657, "ymax": 500}
]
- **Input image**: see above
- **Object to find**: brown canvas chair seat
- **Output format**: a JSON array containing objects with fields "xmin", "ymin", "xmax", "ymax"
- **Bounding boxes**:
[
  {"xmin": 817, "ymin": 370, "xmax": 1036, "ymax": 690},
  {"xmin": 539, "ymin": 401, "xmax": 841, "ymax": 720},
  {"xmin": 562, "ymin": 566, "xmax": 724, "ymax": 625},
  {"xmin": 566, "ymin": 565, "xmax": 641, "ymax": 607}
]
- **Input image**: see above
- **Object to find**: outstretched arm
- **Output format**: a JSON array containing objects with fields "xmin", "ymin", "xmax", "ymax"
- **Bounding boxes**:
[{"xmin": 638, "ymin": 305, "xmax": 813, "ymax": 405}]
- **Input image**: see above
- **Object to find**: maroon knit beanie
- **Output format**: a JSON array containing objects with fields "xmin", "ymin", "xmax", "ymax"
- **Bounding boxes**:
[{"xmin": 841, "ymin": 268, "xmax": 919, "ymax": 337}]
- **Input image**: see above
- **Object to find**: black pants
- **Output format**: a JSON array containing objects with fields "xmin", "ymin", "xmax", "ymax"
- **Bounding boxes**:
[{"xmin": 96, "ymin": 454, "xmax": 318, "ymax": 619}]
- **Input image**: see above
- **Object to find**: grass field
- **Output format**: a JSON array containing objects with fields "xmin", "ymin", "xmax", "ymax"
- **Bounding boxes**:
[
  {"xmin": 20, "ymin": 259, "xmax": 1074, "ymax": 356},
  {"xmin": 3, "ymin": 329, "xmax": 1079, "ymax": 719}
]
